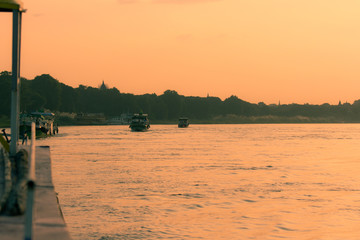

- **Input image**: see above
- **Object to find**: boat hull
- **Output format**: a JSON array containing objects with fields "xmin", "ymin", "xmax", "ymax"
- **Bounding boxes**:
[
  {"xmin": 129, "ymin": 113, "xmax": 150, "ymax": 132},
  {"xmin": 178, "ymin": 117, "xmax": 189, "ymax": 128},
  {"xmin": 20, "ymin": 125, "xmax": 48, "ymax": 139},
  {"xmin": 130, "ymin": 124, "xmax": 150, "ymax": 132}
]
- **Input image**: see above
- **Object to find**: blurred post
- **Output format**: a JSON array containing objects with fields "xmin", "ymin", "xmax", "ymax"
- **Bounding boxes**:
[
  {"xmin": 24, "ymin": 122, "xmax": 36, "ymax": 240},
  {"xmin": 10, "ymin": 8, "xmax": 22, "ymax": 156},
  {"xmin": 0, "ymin": 0, "xmax": 25, "ymax": 156}
]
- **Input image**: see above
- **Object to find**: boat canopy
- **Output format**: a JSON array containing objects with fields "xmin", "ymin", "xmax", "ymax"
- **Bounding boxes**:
[
  {"xmin": 30, "ymin": 112, "xmax": 55, "ymax": 116},
  {"xmin": 0, "ymin": 0, "xmax": 24, "ymax": 12},
  {"xmin": 132, "ymin": 113, "xmax": 148, "ymax": 119}
]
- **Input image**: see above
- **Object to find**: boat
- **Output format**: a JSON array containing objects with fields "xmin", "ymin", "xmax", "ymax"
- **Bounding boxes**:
[
  {"xmin": 129, "ymin": 113, "xmax": 150, "ymax": 131},
  {"xmin": 20, "ymin": 112, "xmax": 58, "ymax": 139},
  {"xmin": 178, "ymin": 117, "xmax": 189, "ymax": 128}
]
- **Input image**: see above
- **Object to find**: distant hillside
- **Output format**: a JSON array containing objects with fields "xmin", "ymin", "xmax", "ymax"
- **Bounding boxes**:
[{"xmin": 1, "ymin": 70, "xmax": 360, "ymax": 126}]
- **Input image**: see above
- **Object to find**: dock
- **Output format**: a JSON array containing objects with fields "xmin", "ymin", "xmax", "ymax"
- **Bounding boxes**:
[{"xmin": 0, "ymin": 146, "xmax": 72, "ymax": 240}]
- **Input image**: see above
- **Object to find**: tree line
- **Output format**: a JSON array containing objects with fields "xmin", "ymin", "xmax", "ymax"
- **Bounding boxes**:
[{"xmin": 1, "ymin": 70, "xmax": 360, "ymax": 124}]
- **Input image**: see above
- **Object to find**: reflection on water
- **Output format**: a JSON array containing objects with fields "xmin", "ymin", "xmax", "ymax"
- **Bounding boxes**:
[{"xmin": 40, "ymin": 124, "xmax": 360, "ymax": 239}]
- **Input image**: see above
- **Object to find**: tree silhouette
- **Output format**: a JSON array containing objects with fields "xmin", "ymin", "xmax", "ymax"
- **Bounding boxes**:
[{"xmin": 2, "ymin": 71, "xmax": 360, "ymax": 124}]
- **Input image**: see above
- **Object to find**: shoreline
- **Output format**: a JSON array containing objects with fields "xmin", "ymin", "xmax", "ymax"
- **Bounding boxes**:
[
  {"xmin": 2, "ymin": 116, "xmax": 360, "ymax": 129},
  {"xmin": 2, "ymin": 121, "xmax": 359, "ymax": 129}
]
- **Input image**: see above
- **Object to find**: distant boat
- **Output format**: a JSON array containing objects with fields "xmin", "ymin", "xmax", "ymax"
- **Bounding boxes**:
[
  {"xmin": 129, "ymin": 113, "xmax": 150, "ymax": 131},
  {"xmin": 178, "ymin": 117, "xmax": 189, "ymax": 128}
]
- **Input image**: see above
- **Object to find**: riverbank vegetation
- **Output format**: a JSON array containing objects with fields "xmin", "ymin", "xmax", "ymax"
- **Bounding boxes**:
[
  {"xmin": 0, "ymin": 116, "xmax": 10, "ymax": 128},
  {"xmin": 1, "ymin": 71, "xmax": 360, "ymax": 126}
]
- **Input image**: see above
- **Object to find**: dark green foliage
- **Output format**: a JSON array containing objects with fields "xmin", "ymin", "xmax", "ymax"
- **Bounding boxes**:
[
  {"xmin": 223, "ymin": 95, "xmax": 256, "ymax": 116},
  {"xmin": 21, "ymin": 78, "xmax": 46, "ymax": 112},
  {"xmin": 159, "ymin": 90, "xmax": 183, "ymax": 120},
  {"xmin": 2, "ymin": 70, "xmax": 360, "ymax": 123},
  {"xmin": 59, "ymin": 83, "xmax": 76, "ymax": 112},
  {"xmin": 31, "ymin": 74, "xmax": 62, "ymax": 111},
  {"xmin": 0, "ymin": 71, "xmax": 11, "ymax": 116}
]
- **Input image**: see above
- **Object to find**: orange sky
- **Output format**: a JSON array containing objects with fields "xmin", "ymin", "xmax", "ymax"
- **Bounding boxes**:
[{"xmin": 1, "ymin": 0, "xmax": 360, "ymax": 104}]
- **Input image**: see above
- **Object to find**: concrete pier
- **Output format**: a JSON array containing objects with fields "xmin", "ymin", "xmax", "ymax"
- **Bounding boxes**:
[{"xmin": 0, "ymin": 146, "xmax": 72, "ymax": 240}]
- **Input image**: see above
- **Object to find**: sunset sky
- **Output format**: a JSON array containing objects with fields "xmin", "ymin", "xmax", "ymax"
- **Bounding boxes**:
[{"xmin": 1, "ymin": 0, "xmax": 360, "ymax": 104}]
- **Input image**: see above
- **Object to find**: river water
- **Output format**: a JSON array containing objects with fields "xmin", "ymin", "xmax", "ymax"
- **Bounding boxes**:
[{"xmin": 39, "ymin": 124, "xmax": 360, "ymax": 239}]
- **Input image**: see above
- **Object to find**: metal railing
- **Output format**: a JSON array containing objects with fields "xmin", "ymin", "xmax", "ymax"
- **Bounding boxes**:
[{"xmin": 24, "ymin": 122, "xmax": 36, "ymax": 240}]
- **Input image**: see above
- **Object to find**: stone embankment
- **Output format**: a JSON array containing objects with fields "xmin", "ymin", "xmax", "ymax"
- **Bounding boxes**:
[{"xmin": 0, "ymin": 145, "xmax": 71, "ymax": 240}]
